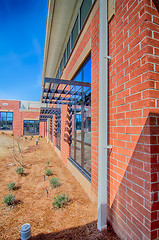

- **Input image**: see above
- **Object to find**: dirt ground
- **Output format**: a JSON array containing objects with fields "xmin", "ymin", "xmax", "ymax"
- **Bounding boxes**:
[{"xmin": 0, "ymin": 133, "xmax": 119, "ymax": 240}]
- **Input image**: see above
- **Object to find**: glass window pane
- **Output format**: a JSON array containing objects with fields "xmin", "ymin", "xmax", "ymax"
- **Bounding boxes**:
[
  {"xmin": 84, "ymin": 57, "xmax": 91, "ymax": 83},
  {"xmin": 76, "ymin": 114, "xmax": 81, "ymax": 130},
  {"xmin": 71, "ymin": 16, "xmax": 79, "ymax": 48},
  {"xmin": 76, "ymin": 140, "xmax": 82, "ymax": 166},
  {"xmin": 1, "ymin": 112, "xmax": 6, "ymax": 120},
  {"xmin": 84, "ymin": 145, "xmax": 91, "ymax": 173},
  {"xmin": 67, "ymin": 38, "xmax": 70, "ymax": 60},
  {"xmin": 0, "ymin": 112, "xmax": 13, "ymax": 130},
  {"xmin": 7, "ymin": 112, "xmax": 13, "ymax": 118},
  {"xmin": 80, "ymin": 0, "xmax": 92, "ymax": 28},
  {"xmin": 23, "ymin": 120, "xmax": 39, "ymax": 135},
  {"xmin": 69, "ymin": 56, "xmax": 91, "ymax": 175}
]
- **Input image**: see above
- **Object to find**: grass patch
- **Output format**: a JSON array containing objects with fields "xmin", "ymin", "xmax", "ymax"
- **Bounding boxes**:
[
  {"xmin": 53, "ymin": 193, "xmax": 70, "ymax": 209},
  {"xmin": 7, "ymin": 182, "xmax": 16, "ymax": 191},
  {"xmin": 49, "ymin": 178, "xmax": 61, "ymax": 188},
  {"xmin": 16, "ymin": 167, "xmax": 24, "ymax": 175},
  {"xmin": 44, "ymin": 168, "xmax": 53, "ymax": 176},
  {"xmin": 4, "ymin": 194, "xmax": 15, "ymax": 206}
]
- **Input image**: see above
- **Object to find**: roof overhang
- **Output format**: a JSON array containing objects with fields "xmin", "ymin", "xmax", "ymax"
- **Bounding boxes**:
[
  {"xmin": 41, "ymin": 77, "xmax": 91, "ymax": 106},
  {"xmin": 41, "ymin": 0, "xmax": 80, "ymax": 97}
]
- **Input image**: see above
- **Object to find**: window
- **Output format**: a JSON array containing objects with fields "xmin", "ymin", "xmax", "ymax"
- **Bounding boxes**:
[
  {"xmin": 71, "ymin": 16, "xmax": 79, "ymax": 49},
  {"xmin": 23, "ymin": 120, "xmax": 39, "ymax": 135},
  {"xmin": 76, "ymin": 114, "xmax": 81, "ymax": 130},
  {"xmin": 0, "ymin": 112, "xmax": 13, "ymax": 130},
  {"xmin": 66, "ymin": 38, "xmax": 70, "ymax": 61},
  {"xmin": 56, "ymin": 0, "xmax": 93, "ymax": 80},
  {"xmin": 70, "ymin": 56, "xmax": 91, "ymax": 175},
  {"xmin": 80, "ymin": 0, "xmax": 92, "ymax": 28}
]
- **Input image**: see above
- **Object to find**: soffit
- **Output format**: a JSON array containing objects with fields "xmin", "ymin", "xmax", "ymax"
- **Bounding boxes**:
[{"xmin": 44, "ymin": 0, "xmax": 78, "ymax": 81}]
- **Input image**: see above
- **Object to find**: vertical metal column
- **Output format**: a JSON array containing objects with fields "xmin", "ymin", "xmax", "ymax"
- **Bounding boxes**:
[
  {"xmin": 81, "ymin": 101, "xmax": 85, "ymax": 168},
  {"xmin": 74, "ymin": 102, "xmax": 77, "ymax": 161},
  {"xmin": 47, "ymin": 118, "xmax": 49, "ymax": 143}
]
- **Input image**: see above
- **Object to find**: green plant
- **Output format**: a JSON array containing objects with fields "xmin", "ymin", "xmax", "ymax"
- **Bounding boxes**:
[
  {"xmin": 4, "ymin": 194, "xmax": 15, "ymax": 206},
  {"xmin": 7, "ymin": 182, "xmax": 16, "ymax": 191},
  {"xmin": 11, "ymin": 133, "xmax": 14, "ymax": 136},
  {"xmin": 1, "ymin": 132, "xmax": 4, "ymax": 134},
  {"xmin": 25, "ymin": 137, "xmax": 27, "ymax": 139},
  {"xmin": 53, "ymin": 193, "xmax": 70, "ymax": 209},
  {"xmin": 21, "ymin": 135, "xmax": 23, "ymax": 137},
  {"xmin": 46, "ymin": 161, "xmax": 50, "ymax": 166},
  {"xmin": 16, "ymin": 167, "xmax": 24, "ymax": 175},
  {"xmin": 44, "ymin": 168, "xmax": 53, "ymax": 176},
  {"xmin": 49, "ymin": 178, "xmax": 61, "ymax": 188},
  {"xmin": 40, "ymin": 135, "xmax": 43, "ymax": 138}
]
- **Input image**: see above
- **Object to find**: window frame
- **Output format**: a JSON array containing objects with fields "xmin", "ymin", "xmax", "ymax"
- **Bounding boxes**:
[
  {"xmin": 23, "ymin": 120, "xmax": 39, "ymax": 136},
  {"xmin": 0, "ymin": 111, "xmax": 13, "ymax": 131},
  {"xmin": 69, "ymin": 55, "xmax": 91, "ymax": 176}
]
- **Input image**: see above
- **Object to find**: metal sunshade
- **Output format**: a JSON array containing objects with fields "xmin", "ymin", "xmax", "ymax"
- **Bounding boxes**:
[
  {"xmin": 39, "ymin": 107, "xmax": 61, "ymax": 122},
  {"xmin": 39, "ymin": 115, "xmax": 52, "ymax": 122},
  {"xmin": 41, "ymin": 77, "xmax": 91, "ymax": 106},
  {"xmin": 40, "ymin": 107, "xmax": 61, "ymax": 115}
]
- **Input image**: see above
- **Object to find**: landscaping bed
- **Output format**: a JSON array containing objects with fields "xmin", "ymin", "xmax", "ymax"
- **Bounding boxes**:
[{"xmin": 0, "ymin": 133, "xmax": 119, "ymax": 239}]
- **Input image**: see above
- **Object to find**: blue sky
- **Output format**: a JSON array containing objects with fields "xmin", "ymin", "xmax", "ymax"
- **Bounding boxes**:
[{"xmin": 0, "ymin": 0, "xmax": 48, "ymax": 101}]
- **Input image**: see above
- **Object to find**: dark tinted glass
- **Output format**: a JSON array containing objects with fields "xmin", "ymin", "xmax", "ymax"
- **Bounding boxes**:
[
  {"xmin": 71, "ymin": 16, "xmax": 79, "ymax": 48},
  {"xmin": 80, "ymin": 0, "xmax": 92, "ymax": 28}
]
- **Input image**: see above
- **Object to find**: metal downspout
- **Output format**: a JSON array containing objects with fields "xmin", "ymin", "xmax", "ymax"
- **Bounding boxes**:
[{"xmin": 97, "ymin": 0, "xmax": 108, "ymax": 231}]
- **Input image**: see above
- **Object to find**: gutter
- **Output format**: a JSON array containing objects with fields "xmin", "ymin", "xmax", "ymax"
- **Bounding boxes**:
[{"xmin": 97, "ymin": 0, "xmax": 109, "ymax": 231}]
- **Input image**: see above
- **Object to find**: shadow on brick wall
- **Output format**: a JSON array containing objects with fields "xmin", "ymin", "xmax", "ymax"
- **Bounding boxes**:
[{"xmin": 107, "ymin": 112, "xmax": 159, "ymax": 239}]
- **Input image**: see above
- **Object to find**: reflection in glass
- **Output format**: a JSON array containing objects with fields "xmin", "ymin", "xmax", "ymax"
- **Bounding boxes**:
[
  {"xmin": 23, "ymin": 120, "xmax": 39, "ymax": 135},
  {"xmin": 0, "ymin": 112, "xmax": 13, "ymax": 130},
  {"xmin": 69, "ymin": 56, "xmax": 91, "ymax": 175}
]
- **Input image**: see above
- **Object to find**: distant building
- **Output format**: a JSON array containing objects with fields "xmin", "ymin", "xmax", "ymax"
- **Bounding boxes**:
[
  {"xmin": 40, "ymin": 0, "xmax": 159, "ymax": 239},
  {"xmin": 0, "ymin": 99, "xmax": 45, "ymax": 136}
]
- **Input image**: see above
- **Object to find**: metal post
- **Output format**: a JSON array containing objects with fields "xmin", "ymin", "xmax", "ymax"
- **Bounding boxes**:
[{"xmin": 47, "ymin": 118, "xmax": 49, "ymax": 143}]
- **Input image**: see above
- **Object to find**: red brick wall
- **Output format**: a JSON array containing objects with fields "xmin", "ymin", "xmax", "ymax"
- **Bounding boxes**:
[
  {"xmin": 0, "ymin": 100, "xmax": 42, "ymax": 136},
  {"xmin": 91, "ymin": 7, "xmax": 100, "ymax": 197},
  {"xmin": 107, "ymin": 0, "xmax": 159, "ymax": 239},
  {"xmin": 46, "ymin": 0, "xmax": 159, "ymax": 239}
]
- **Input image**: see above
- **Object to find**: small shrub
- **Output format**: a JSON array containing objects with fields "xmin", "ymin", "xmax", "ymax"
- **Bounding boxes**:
[
  {"xmin": 46, "ymin": 161, "xmax": 50, "ymax": 166},
  {"xmin": 4, "ymin": 194, "xmax": 15, "ymax": 206},
  {"xmin": 40, "ymin": 135, "xmax": 43, "ymax": 138},
  {"xmin": 30, "ymin": 137, "xmax": 32, "ymax": 140},
  {"xmin": 49, "ymin": 178, "xmax": 61, "ymax": 188},
  {"xmin": 25, "ymin": 137, "xmax": 27, "ymax": 140},
  {"xmin": 11, "ymin": 133, "xmax": 14, "ymax": 136},
  {"xmin": 7, "ymin": 182, "xmax": 16, "ymax": 191},
  {"xmin": 53, "ymin": 193, "xmax": 70, "ymax": 209},
  {"xmin": 21, "ymin": 135, "xmax": 23, "ymax": 137},
  {"xmin": 16, "ymin": 167, "xmax": 24, "ymax": 175},
  {"xmin": 1, "ymin": 132, "xmax": 4, "ymax": 134},
  {"xmin": 44, "ymin": 168, "xmax": 53, "ymax": 176},
  {"xmin": 31, "ymin": 135, "xmax": 33, "ymax": 138}
]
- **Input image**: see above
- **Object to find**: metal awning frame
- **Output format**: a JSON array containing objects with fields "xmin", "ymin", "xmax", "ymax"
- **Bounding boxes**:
[
  {"xmin": 41, "ymin": 77, "xmax": 91, "ymax": 106},
  {"xmin": 39, "ymin": 107, "xmax": 61, "ymax": 122}
]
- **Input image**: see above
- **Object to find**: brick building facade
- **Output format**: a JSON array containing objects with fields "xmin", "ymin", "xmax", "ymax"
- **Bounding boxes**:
[
  {"xmin": 0, "ymin": 99, "xmax": 43, "ymax": 136},
  {"xmin": 41, "ymin": 0, "xmax": 159, "ymax": 239}
]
